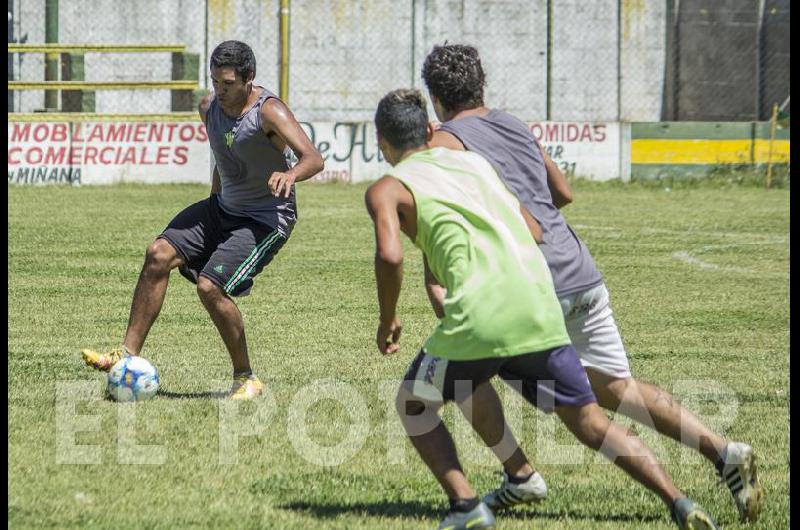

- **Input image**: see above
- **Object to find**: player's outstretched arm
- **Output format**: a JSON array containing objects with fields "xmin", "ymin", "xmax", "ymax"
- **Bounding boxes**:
[
  {"xmin": 540, "ymin": 142, "xmax": 573, "ymax": 208},
  {"xmin": 261, "ymin": 98, "xmax": 325, "ymax": 197},
  {"xmin": 365, "ymin": 177, "xmax": 405, "ymax": 355}
]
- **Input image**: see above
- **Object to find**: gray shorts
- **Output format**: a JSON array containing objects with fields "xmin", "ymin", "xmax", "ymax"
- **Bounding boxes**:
[
  {"xmin": 560, "ymin": 284, "xmax": 631, "ymax": 378},
  {"xmin": 402, "ymin": 345, "xmax": 596, "ymax": 412},
  {"xmin": 158, "ymin": 194, "xmax": 287, "ymax": 297}
]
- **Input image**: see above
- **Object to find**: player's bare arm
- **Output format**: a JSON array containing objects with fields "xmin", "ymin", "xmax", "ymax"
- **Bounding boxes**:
[
  {"xmin": 365, "ymin": 176, "xmax": 418, "ymax": 355},
  {"xmin": 260, "ymin": 98, "xmax": 324, "ymax": 198},
  {"xmin": 199, "ymin": 94, "xmax": 222, "ymax": 195},
  {"xmin": 423, "ymin": 256, "xmax": 446, "ymax": 319},
  {"xmin": 518, "ymin": 204, "xmax": 543, "ymax": 243},
  {"xmin": 540, "ymin": 143, "xmax": 573, "ymax": 208},
  {"xmin": 210, "ymin": 166, "xmax": 222, "ymax": 194}
]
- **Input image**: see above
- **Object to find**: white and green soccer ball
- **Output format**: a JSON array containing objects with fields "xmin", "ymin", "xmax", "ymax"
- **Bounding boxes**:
[{"xmin": 107, "ymin": 356, "xmax": 160, "ymax": 402}]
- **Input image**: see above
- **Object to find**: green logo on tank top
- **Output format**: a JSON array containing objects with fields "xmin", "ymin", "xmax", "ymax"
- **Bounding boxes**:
[{"xmin": 224, "ymin": 131, "xmax": 235, "ymax": 147}]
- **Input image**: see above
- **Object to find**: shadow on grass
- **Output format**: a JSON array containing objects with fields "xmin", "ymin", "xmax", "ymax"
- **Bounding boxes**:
[
  {"xmin": 280, "ymin": 500, "xmax": 664, "ymax": 524},
  {"xmin": 157, "ymin": 389, "xmax": 228, "ymax": 400},
  {"xmin": 280, "ymin": 500, "xmax": 440, "ymax": 519}
]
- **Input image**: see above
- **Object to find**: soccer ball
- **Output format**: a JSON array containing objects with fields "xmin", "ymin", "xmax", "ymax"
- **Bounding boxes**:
[{"xmin": 107, "ymin": 356, "xmax": 160, "ymax": 402}]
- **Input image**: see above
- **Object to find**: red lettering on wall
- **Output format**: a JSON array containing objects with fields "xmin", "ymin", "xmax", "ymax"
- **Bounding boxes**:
[
  {"xmin": 156, "ymin": 146, "xmax": 170, "ymax": 164},
  {"xmin": 69, "ymin": 146, "xmax": 83, "ymax": 165},
  {"xmin": 148, "ymin": 124, "xmax": 164, "ymax": 143},
  {"xmin": 594, "ymin": 124, "xmax": 606, "ymax": 142},
  {"xmin": 134, "ymin": 124, "xmax": 147, "ymax": 142},
  {"xmin": 547, "ymin": 123, "xmax": 561, "ymax": 142},
  {"xmin": 44, "ymin": 146, "xmax": 66, "ymax": 165},
  {"xmin": 8, "ymin": 146, "xmax": 22, "ymax": 164},
  {"xmin": 120, "ymin": 147, "xmax": 137, "ymax": 164},
  {"xmin": 173, "ymin": 146, "xmax": 188, "ymax": 165},
  {"xmin": 27, "ymin": 147, "xmax": 43, "ymax": 164},
  {"xmin": 100, "ymin": 147, "xmax": 115, "ymax": 164},
  {"xmin": 33, "ymin": 125, "xmax": 50, "ymax": 142},
  {"xmin": 11, "ymin": 123, "xmax": 31, "ymax": 142},
  {"xmin": 179, "ymin": 124, "xmax": 195, "ymax": 142},
  {"xmin": 52, "ymin": 123, "xmax": 68, "ymax": 142},
  {"xmin": 107, "ymin": 124, "xmax": 126, "ymax": 142},
  {"xmin": 139, "ymin": 147, "xmax": 153, "ymax": 165},
  {"xmin": 84, "ymin": 146, "xmax": 99, "ymax": 165}
]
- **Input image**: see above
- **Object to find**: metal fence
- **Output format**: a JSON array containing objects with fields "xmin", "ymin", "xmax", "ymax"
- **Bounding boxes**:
[{"xmin": 7, "ymin": 0, "xmax": 791, "ymax": 123}]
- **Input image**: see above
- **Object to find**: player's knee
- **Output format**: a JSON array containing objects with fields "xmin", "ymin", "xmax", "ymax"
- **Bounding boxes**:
[
  {"xmin": 196, "ymin": 275, "xmax": 223, "ymax": 300},
  {"xmin": 579, "ymin": 413, "xmax": 611, "ymax": 449},
  {"xmin": 601, "ymin": 379, "xmax": 633, "ymax": 410},
  {"xmin": 145, "ymin": 239, "xmax": 176, "ymax": 272},
  {"xmin": 589, "ymin": 371, "xmax": 629, "ymax": 410}
]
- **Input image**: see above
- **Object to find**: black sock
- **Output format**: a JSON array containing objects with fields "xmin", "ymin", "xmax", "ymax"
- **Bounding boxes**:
[
  {"xmin": 714, "ymin": 457, "xmax": 725, "ymax": 475},
  {"xmin": 714, "ymin": 445, "xmax": 728, "ymax": 475},
  {"xmin": 508, "ymin": 471, "xmax": 534, "ymax": 484},
  {"xmin": 449, "ymin": 497, "xmax": 479, "ymax": 512},
  {"xmin": 669, "ymin": 499, "xmax": 678, "ymax": 522}
]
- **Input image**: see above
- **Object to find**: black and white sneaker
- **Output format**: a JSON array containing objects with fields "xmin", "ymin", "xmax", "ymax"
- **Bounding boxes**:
[
  {"xmin": 718, "ymin": 442, "xmax": 763, "ymax": 522},
  {"xmin": 481, "ymin": 471, "xmax": 547, "ymax": 511}
]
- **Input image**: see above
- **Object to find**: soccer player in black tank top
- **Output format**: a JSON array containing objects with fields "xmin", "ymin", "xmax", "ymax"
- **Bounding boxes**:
[{"xmin": 81, "ymin": 41, "xmax": 324, "ymax": 401}]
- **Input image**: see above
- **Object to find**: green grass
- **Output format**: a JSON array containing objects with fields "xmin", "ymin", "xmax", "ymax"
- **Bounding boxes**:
[{"xmin": 8, "ymin": 181, "xmax": 789, "ymax": 529}]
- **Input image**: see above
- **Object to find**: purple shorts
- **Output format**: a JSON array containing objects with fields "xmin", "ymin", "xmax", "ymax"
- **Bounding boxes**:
[{"xmin": 402, "ymin": 344, "xmax": 596, "ymax": 412}]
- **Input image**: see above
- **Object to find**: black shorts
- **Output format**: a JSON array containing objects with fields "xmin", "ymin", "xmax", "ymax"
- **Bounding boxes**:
[
  {"xmin": 158, "ymin": 194, "xmax": 287, "ymax": 297},
  {"xmin": 401, "ymin": 345, "xmax": 596, "ymax": 412}
]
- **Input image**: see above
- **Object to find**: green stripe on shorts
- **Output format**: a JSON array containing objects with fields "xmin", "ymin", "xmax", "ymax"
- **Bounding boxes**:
[{"xmin": 223, "ymin": 230, "xmax": 282, "ymax": 293}]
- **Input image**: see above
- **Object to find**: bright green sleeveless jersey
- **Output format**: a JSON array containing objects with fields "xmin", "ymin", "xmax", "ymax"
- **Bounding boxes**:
[{"xmin": 386, "ymin": 147, "xmax": 570, "ymax": 361}]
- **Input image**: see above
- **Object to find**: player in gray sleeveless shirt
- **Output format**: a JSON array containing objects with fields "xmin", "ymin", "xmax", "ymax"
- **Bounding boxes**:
[
  {"xmin": 421, "ymin": 44, "xmax": 760, "ymax": 524},
  {"xmin": 81, "ymin": 41, "xmax": 324, "ymax": 402}
]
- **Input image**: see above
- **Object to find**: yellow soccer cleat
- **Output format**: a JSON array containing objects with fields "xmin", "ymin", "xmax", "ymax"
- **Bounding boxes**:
[
  {"xmin": 229, "ymin": 374, "xmax": 264, "ymax": 400},
  {"xmin": 81, "ymin": 347, "xmax": 127, "ymax": 372}
]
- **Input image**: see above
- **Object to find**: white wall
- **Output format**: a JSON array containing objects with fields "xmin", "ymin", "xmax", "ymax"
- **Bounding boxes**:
[
  {"xmin": 288, "ymin": 1, "xmax": 413, "ymax": 122},
  {"xmin": 11, "ymin": 0, "xmax": 666, "ymax": 122},
  {"xmin": 550, "ymin": 0, "xmax": 619, "ymax": 121},
  {"xmin": 620, "ymin": 0, "xmax": 666, "ymax": 121},
  {"xmin": 413, "ymin": 0, "xmax": 549, "ymax": 121}
]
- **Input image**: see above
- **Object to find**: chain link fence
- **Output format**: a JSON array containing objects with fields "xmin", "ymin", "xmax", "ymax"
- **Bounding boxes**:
[
  {"xmin": 662, "ymin": 0, "xmax": 790, "ymax": 121},
  {"xmin": 8, "ymin": 0, "xmax": 790, "ymax": 123},
  {"xmin": 8, "ymin": 0, "xmax": 206, "ymax": 114}
]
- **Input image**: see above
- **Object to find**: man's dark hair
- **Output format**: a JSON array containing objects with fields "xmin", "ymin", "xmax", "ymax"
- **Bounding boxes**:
[
  {"xmin": 421, "ymin": 44, "xmax": 485, "ymax": 112},
  {"xmin": 210, "ymin": 40, "xmax": 256, "ymax": 82},
  {"xmin": 375, "ymin": 89, "xmax": 429, "ymax": 151}
]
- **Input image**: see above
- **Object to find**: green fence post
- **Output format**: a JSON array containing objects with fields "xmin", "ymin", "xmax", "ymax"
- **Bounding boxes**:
[
  {"xmin": 171, "ymin": 52, "xmax": 199, "ymax": 111},
  {"xmin": 44, "ymin": 0, "xmax": 59, "ymax": 110},
  {"xmin": 61, "ymin": 53, "xmax": 95, "ymax": 112}
]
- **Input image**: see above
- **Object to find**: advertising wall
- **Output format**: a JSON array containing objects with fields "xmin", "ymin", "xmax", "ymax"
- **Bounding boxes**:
[
  {"xmin": 7, "ymin": 120, "xmax": 209, "ymax": 185},
  {"xmin": 7, "ymin": 119, "xmax": 623, "ymax": 185}
]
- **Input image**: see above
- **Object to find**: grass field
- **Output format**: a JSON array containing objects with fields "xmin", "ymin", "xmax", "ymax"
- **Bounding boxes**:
[{"xmin": 8, "ymin": 181, "xmax": 789, "ymax": 529}]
